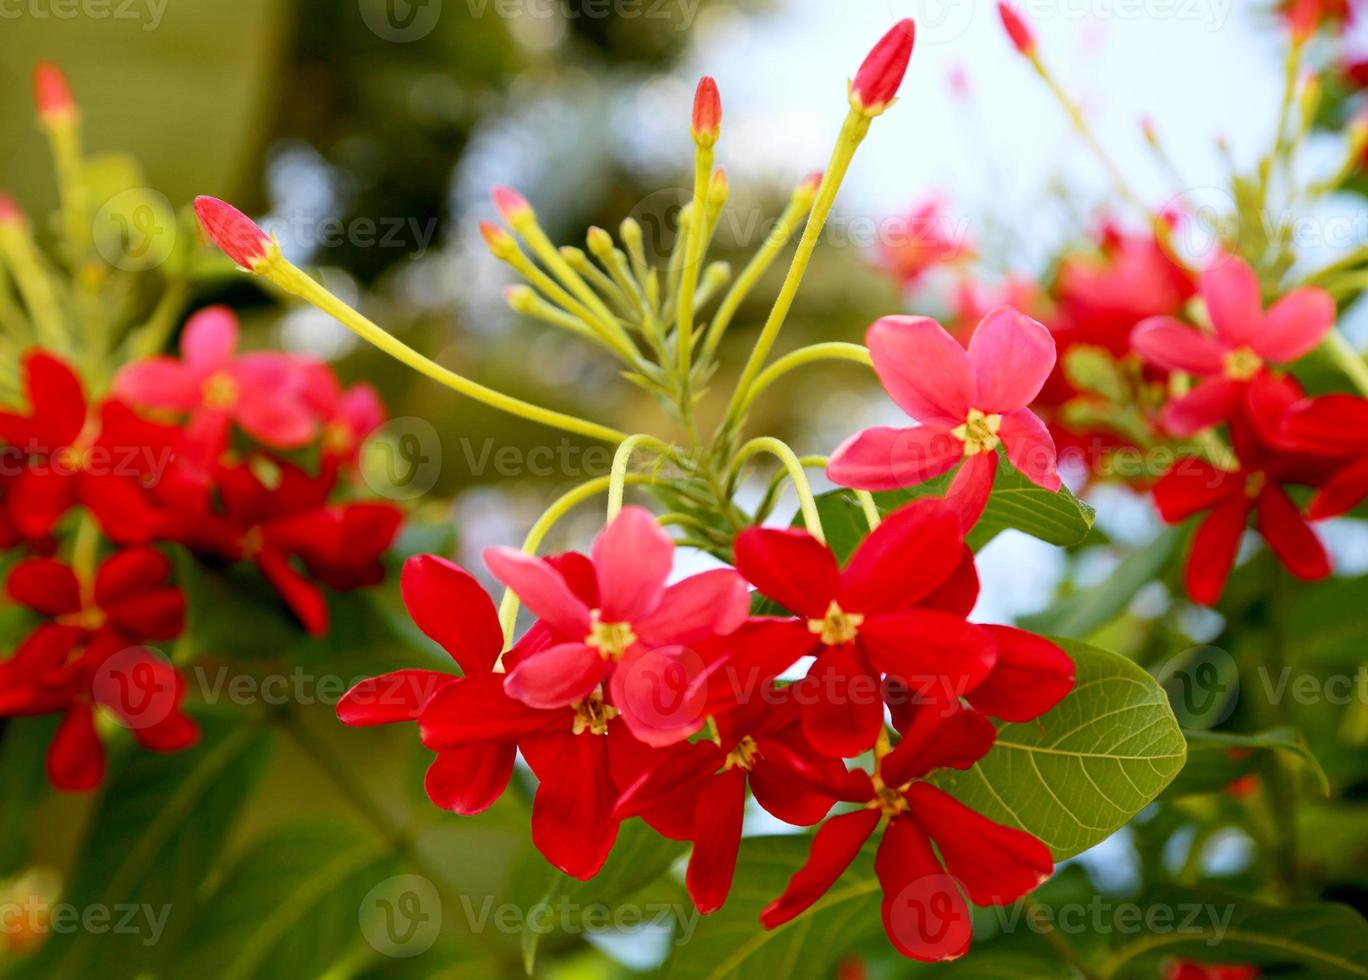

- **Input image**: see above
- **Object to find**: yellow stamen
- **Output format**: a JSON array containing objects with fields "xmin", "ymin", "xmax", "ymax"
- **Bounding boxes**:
[
  {"xmin": 951, "ymin": 408, "xmax": 1003, "ymax": 456},
  {"xmin": 724, "ymin": 735, "xmax": 761, "ymax": 772},
  {"xmin": 808, "ymin": 600, "xmax": 863, "ymax": 646},
  {"xmin": 585, "ymin": 611, "xmax": 637, "ymax": 662},
  {"xmin": 202, "ymin": 371, "xmax": 239, "ymax": 409},
  {"xmin": 571, "ymin": 691, "xmax": 619, "ymax": 735},
  {"xmin": 1223, "ymin": 347, "xmax": 1263, "ymax": 381}
]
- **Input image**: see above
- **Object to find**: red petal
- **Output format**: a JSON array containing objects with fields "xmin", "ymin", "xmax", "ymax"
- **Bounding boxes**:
[
  {"xmin": 1164, "ymin": 379, "xmax": 1244, "ymax": 436},
  {"xmin": 876, "ymin": 815, "xmax": 973, "ymax": 962},
  {"xmin": 7, "ymin": 558, "xmax": 81, "ymax": 616},
  {"xmin": 943, "ymin": 451, "xmax": 997, "ymax": 531},
  {"xmin": 1257, "ymin": 485, "xmax": 1329, "ymax": 582},
  {"xmin": 860, "ymin": 610, "xmax": 996, "ymax": 701},
  {"xmin": 528, "ymin": 733, "xmax": 620, "ymax": 880},
  {"xmin": 256, "ymin": 548, "xmax": 329, "ymax": 636},
  {"xmin": 966, "ymin": 307, "xmax": 1056, "ymax": 412},
  {"xmin": 968, "ymin": 626, "xmax": 1075, "ymax": 723},
  {"xmin": 592, "ymin": 506, "xmax": 674, "ymax": 621},
  {"xmin": 733, "ymin": 527, "xmax": 839, "ymax": 618},
  {"xmin": 1282, "ymin": 395, "xmax": 1368, "ymax": 454},
  {"xmin": 827, "ymin": 425, "xmax": 963, "ymax": 491},
  {"xmin": 867, "ymin": 316, "xmax": 973, "ymax": 423},
  {"xmin": 748, "ymin": 740, "xmax": 842, "ymax": 826},
  {"xmin": 918, "ymin": 545, "xmax": 979, "ymax": 616},
  {"xmin": 503, "ymin": 642, "xmax": 607, "ymax": 709},
  {"xmin": 1152, "ymin": 458, "xmax": 1243, "ymax": 523},
  {"xmin": 882, "ymin": 700, "xmax": 996, "ymax": 785},
  {"xmin": 47, "ymin": 703, "xmax": 105, "ymax": 792},
  {"xmin": 484, "ymin": 547, "xmax": 591, "ymax": 638},
  {"xmin": 337, "ymin": 670, "xmax": 453, "ymax": 726},
  {"xmin": 610, "ymin": 644, "xmax": 710, "ymax": 747},
  {"xmin": 614, "ymin": 739, "xmax": 722, "ymax": 820},
  {"xmin": 798, "ymin": 645, "xmax": 885, "ymax": 758},
  {"xmin": 1310, "ymin": 455, "xmax": 1368, "ymax": 519},
  {"xmin": 1186, "ymin": 498, "xmax": 1251, "ymax": 605},
  {"xmin": 401, "ymin": 555, "xmax": 502, "ymax": 675},
  {"xmin": 419, "ymin": 672, "xmax": 558, "ymax": 749},
  {"xmin": 686, "ymin": 767, "xmax": 747, "ymax": 914},
  {"xmin": 635, "ymin": 569, "xmax": 749, "ymax": 647},
  {"xmin": 760, "ymin": 808, "xmax": 879, "ymax": 928},
  {"xmin": 839, "ymin": 499, "xmax": 962, "ymax": 614},
  {"xmin": 1130, "ymin": 317, "xmax": 1226, "ymax": 375},
  {"xmin": 0, "ymin": 351, "xmax": 87, "ymax": 450},
  {"xmin": 425, "ymin": 744, "xmax": 516, "ymax": 815},
  {"xmin": 1201, "ymin": 257, "xmax": 1263, "ymax": 349},
  {"xmin": 905, "ymin": 783, "xmax": 1053, "ymax": 905},
  {"xmin": 94, "ymin": 547, "xmax": 171, "ymax": 604},
  {"xmin": 8, "ymin": 469, "xmax": 78, "ymax": 541}
]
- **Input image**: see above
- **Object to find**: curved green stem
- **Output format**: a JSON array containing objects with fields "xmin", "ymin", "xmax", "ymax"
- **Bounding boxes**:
[
  {"xmin": 607, "ymin": 434, "xmax": 673, "ymax": 521},
  {"xmin": 1322, "ymin": 331, "xmax": 1368, "ymax": 397},
  {"xmin": 730, "ymin": 437, "xmax": 825, "ymax": 543},
  {"xmin": 737, "ymin": 342, "xmax": 872, "ymax": 415},
  {"xmin": 258, "ymin": 253, "xmax": 627, "ymax": 444}
]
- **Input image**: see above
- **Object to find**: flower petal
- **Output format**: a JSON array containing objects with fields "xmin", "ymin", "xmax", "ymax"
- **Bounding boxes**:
[
  {"xmin": 1310, "ymin": 455, "xmax": 1368, "ymax": 519},
  {"xmin": 732, "ymin": 527, "xmax": 839, "ymax": 619},
  {"xmin": 797, "ymin": 645, "xmax": 885, "ymax": 758},
  {"xmin": 47, "ymin": 703, "xmax": 105, "ymax": 792},
  {"xmin": 503, "ymin": 642, "xmax": 608, "ymax": 709},
  {"xmin": 1202, "ymin": 257, "xmax": 1263, "ymax": 348},
  {"xmin": 1283, "ymin": 395, "xmax": 1368, "ymax": 454},
  {"xmin": 827, "ymin": 425, "xmax": 963, "ymax": 491},
  {"xmin": 686, "ymin": 767, "xmax": 748, "ymax": 914},
  {"xmin": 1130, "ymin": 317, "xmax": 1226, "ymax": 374},
  {"xmin": 337, "ymin": 670, "xmax": 452, "ymax": 726},
  {"xmin": 484, "ymin": 547, "xmax": 591, "ymax": 638},
  {"xmin": 998, "ymin": 409, "xmax": 1060, "ymax": 491},
  {"xmin": 1257, "ymin": 287, "xmax": 1335, "ymax": 363},
  {"xmin": 882, "ymin": 699, "xmax": 996, "ymax": 786},
  {"xmin": 875, "ymin": 815, "xmax": 974, "ymax": 962},
  {"xmin": 611, "ymin": 644, "xmax": 711, "ymax": 746},
  {"xmin": 7, "ymin": 558, "xmax": 81, "ymax": 616},
  {"xmin": 860, "ymin": 610, "xmax": 997, "ymax": 701},
  {"xmin": 1186, "ymin": 498, "xmax": 1251, "ymax": 605},
  {"xmin": 1152, "ymin": 457, "xmax": 1243, "ymax": 522},
  {"xmin": 966, "ymin": 306, "xmax": 1056, "ymax": 411},
  {"xmin": 867, "ymin": 316, "xmax": 974, "ymax": 423},
  {"xmin": 528, "ymin": 733, "xmax": 620, "ymax": 880},
  {"xmin": 635, "ymin": 569, "xmax": 749, "ymax": 646},
  {"xmin": 1257, "ymin": 485, "xmax": 1330, "ymax": 582},
  {"xmin": 401, "ymin": 555, "xmax": 503, "ymax": 674},
  {"xmin": 968, "ymin": 626, "xmax": 1075, "ymax": 723},
  {"xmin": 1163, "ymin": 379, "xmax": 1244, "ymax": 436},
  {"xmin": 592, "ymin": 505, "xmax": 674, "ymax": 621},
  {"xmin": 760, "ymin": 808, "xmax": 880, "ymax": 928},
  {"xmin": 839, "ymin": 498, "xmax": 963, "ymax": 614},
  {"xmin": 114, "ymin": 358, "xmax": 202, "ymax": 411},
  {"xmin": 180, "ymin": 305, "xmax": 239, "ymax": 373},
  {"xmin": 945, "ymin": 450, "xmax": 997, "ymax": 531},
  {"xmin": 425, "ymin": 743, "xmax": 516, "ymax": 815},
  {"xmin": 419, "ymin": 673, "xmax": 558, "ymax": 748}
]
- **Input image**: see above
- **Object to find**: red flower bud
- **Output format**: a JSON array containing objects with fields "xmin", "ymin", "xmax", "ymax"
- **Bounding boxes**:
[
  {"xmin": 0, "ymin": 193, "xmax": 23, "ymax": 227},
  {"xmin": 692, "ymin": 76, "xmax": 722, "ymax": 146},
  {"xmin": 194, "ymin": 196, "xmax": 272, "ymax": 271},
  {"xmin": 33, "ymin": 62, "xmax": 76, "ymax": 123},
  {"xmin": 492, "ymin": 186, "xmax": 532, "ymax": 224},
  {"xmin": 850, "ymin": 19, "xmax": 915, "ymax": 116},
  {"xmin": 480, "ymin": 220, "xmax": 518, "ymax": 260},
  {"xmin": 998, "ymin": 3, "xmax": 1036, "ymax": 56}
]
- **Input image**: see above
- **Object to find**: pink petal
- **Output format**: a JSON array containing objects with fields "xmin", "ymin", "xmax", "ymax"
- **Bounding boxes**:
[
  {"xmin": 1130, "ymin": 317, "xmax": 1226, "ymax": 375},
  {"xmin": 610, "ymin": 644, "xmax": 710, "ymax": 746},
  {"xmin": 484, "ymin": 547, "xmax": 591, "ymax": 637},
  {"xmin": 180, "ymin": 306, "xmax": 238, "ymax": 373},
  {"xmin": 114, "ymin": 358, "xmax": 202, "ymax": 410},
  {"xmin": 944, "ymin": 452, "xmax": 997, "ymax": 531},
  {"xmin": 867, "ymin": 316, "xmax": 974, "ymax": 423},
  {"xmin": 635, "ymin": 569, "xmax": 749, "ymax": 646},
  {"xmin": 1256, "ymin": 287, "xmax": 1335, "ymax": 363},
  {"xmin": 827, "ymin": 425, "xmax": 962, "ymax": 491},
  {"xmin": 502, "ymin": 642, "xmax": 608, "ymax": 708},
  {"xmin": 966, "ymin": 306, "xmax": 1056, "ymax": 411},
  {"xmin": 999, "ymin": 409, "xmax": 1060, "ymax": 491},
  {"xmin": 591, "ymin": 505, "xmax": 674, "ymax": 621},
  {"xmin": 1201, "ymin": 257, "xmax": 1263, "ymax": 348},
  {"xmin": 1163, "ymin": 379, "xmax": 1244, "ymax": 436}
]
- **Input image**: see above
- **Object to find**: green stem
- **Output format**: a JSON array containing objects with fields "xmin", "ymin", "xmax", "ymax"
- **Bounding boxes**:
[
  {"xmin": 729, "ymin": 437, "xmax": 825, "ymax": 543},
  {"xmin": 607, "ymin": 434, "xmax": 673, "ymax": 521},
  {"xmin": 1322, "ymin": 331, "xmax": 1368, "ymax": 397},
  {"xmin": 736, "ymin": 342, "xmax": 872, "ymax": 415}
]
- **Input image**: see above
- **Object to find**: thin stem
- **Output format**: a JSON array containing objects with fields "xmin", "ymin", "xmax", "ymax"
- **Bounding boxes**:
[
  {"xmin": 1321, "ymin": 331, "xmax": 1368, "ymax": 397},
  {"xmin": 737, "ymin": 342, "xmax": 872, "ymax": 415},
  {"xmin": 730, "ymin": 437, "xmax": 825, "ymax": 543},
  {"xmin": 504, "ymin": 247, "xmax": 640, "ymax": 363},
  {"xmin": 123, "ymin": 277, "xmax": 190, "ymax": 360},
  {"xmin": 258, "ymin": 254, "xmax": 627, "ymax": 445},
  {"xmin": 0, "ymin": 225, "xmax": 68, "ymax": 352},
  {"xmin": 607, "ymin": 434, "xmax": 672, "ymax": 521},
  {"xmin": 518, "ymin": 219, "xmax": 624, "ymax": 339},
  {"xmin": 676, "ymin": 147, "xmax": 715, "ymax": 431},
  {"xmin": 724, "ymin": 110, "xmax": 871, "ymax": 427}
]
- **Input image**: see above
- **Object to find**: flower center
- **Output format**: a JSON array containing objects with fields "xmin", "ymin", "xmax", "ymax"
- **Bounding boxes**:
[
  {"xmin": 1223, "ymin": 347, "xmax": 1262, "ymax": 381},
  {"xmin": 323, "ymin": 421, "xmax": 354, "ymax": 455},
  {"xmin": 585, "ymin": 611, "xmax": 637, "ymax": 662},
  {"xmin": 724, "ymin": 735, "xmax": 761, "ymax": 772},
  {"xmin": 203, "ymin": 371, "xmax": 239, "ymax": 409},
  {"xmin": 241, "ymin": 526, "xmax": 265, "ymax": 559},
  {"xmin": 867, "ymin": 770, "xmax": 909, "ymax": 817},
  {"xmin": 56, "ymin": 606, "xmax": 104, "ymax": 631},
  {"xmin": 571, "ymin": 690, "xmax": 619, "ymax": 735},
  {"xmin": 54, "ymin": 445, "xmax": 91, "ymax": 472},
  {"xmin": 1244, "ymin": 471, "xmax": 1267, "ymax": 498},
  {"xmin": 808, "ymin": 600, "xmax": 863, "ymax": 646},
  {"xmin": 952, "ymin": 408, "xmax": 1003, "ymax": 456}
]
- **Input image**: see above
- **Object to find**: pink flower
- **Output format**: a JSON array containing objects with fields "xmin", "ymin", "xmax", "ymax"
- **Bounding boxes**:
[
  {"xmin": 486, "ymin": 506, "xmax": 750, "ymax": 747},
  {"xmin": 115, "ymin": 307, "xmax": 320, "ymax": 476},
  {"xmin": 1131, "ymin": 257, "xmax": 1335, "ymax": 436},
  {"xmin": 828, "ymin": 308, "xmax": 1060, "ymax": 528},
  {"xmin": 298, "ymin": 360, "xmax": 386, "ymax": 464}
]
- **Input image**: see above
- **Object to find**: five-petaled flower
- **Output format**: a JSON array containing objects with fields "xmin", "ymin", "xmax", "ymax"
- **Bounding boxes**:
[{"xmin": 827, "ymin": 309, "xmax": 1060, "ymax": 529}]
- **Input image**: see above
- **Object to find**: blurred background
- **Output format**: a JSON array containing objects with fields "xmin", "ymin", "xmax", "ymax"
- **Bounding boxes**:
[{"xmin": 3, "ymin": 1, "xmax": 1367, "ymax": 976}]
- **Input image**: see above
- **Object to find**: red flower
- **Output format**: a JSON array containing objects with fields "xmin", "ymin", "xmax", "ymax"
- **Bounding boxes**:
[
  {"xmin": 614, "ymin": 681, "xmax": 848, "ymax": 914},
  {"xmin": 1280, "ymin": 394, "xmax": 1368, "ymax": 519},
  {"xmin": 997, "ymin": 2, "xmax": 1036, "ymax": 56},
  {"xmin": 193, "ymin": 197, "xmax": 272, "ymax": 271},
  {"xmin": 1164, "ymin": 961, "xmax": 1259, "ymax": 980},
  {"xmin": 692, "ymin": 76, "xmax": 722, "ymax": 146},
  {"xmin": 297, "ymin": 361, "xmax": 386, "ymax": 465},
  {"xmin": 164, "ymin": 456, "xmax": 402, "ymax": 635},
  {"xmin": 1, "ymin": 548, "xmax": 196, "ymax": 790},
  {"xmin": 850, "ymin": 19, "xmax": 916, "ymax": 116},
  {"xmin": 761, "ymin": 701, "xmax": 1053, "ymax": 962},
  {"xmin": 733, "ymin": 499, "xmax": 1071, "ymax": 757},
  {"xmin": 1131, "ymin": 257, "xmax": 1334, "ymax": 436},
  {"xmin": 115, "ymin": 307, "xmax": 321, "ymax": 478},
  {"xmin": 340, "ymin": 554, "xmax": 668, "ymax": 880},
  {"xmin": 827, "ymin": 310, "xmax": 1059, "ymax": 528},
  {"xmin": 485, "ymin": 506, "xmax": 749, "ymax": 746},
  {"xmin": 32, "ymin": 61, "xmax": 76, "ymax": 124},
  {"xmin": 878, "ymin": 197, "xmax": 973, "ymax": 291},
  {"xmin": 1153, "ymin": 377, "xmax": 1334, "ymax": 604},
  {"xmin": 0, "ymin": 351, "xmax": 176, "ymax": 545}
]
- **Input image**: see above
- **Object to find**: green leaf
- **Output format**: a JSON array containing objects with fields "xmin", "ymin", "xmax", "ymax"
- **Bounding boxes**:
[
  {"xmin": 1102, "ymin": 888, "xmax": 1368, "ymax": 979},
  {"xmin": 24, "ymin": 717, "xmax": 273, "ymax": 978},
  {"xmin": 805, "ymin": 457, "xmax": 1095, "ymax": 564},
  {"xmin": 932, "ymin": 638, "xmax": 1187, "ymax": 860},
  {"xmin": 175, "ymin": 822, "xmax": 399, "ymax": 979},
  {"xmin": 1162, "ymin": 727, "xmax": 1330, "ymax": 800},
  {"xmin": 515, "ymin": 820, "xmax": 687, "ymax": 973},
  {"xmin": 659, "ymin": 835, "xmax": 884, "ymax": 980},
  {"xmin": 1019, "ymin": 527, "xmax": 1184, "ymax": 638}
]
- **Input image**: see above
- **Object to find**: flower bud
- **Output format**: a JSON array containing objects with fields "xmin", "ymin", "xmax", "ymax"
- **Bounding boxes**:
[
  {"xmin": 692, "ymin": 76, "xmax": 722, "ymax": 147},
  {"xmin": 997, "ymin": 3, "xmax": 1036, "ymax": 57},
  {"xmin": 850, "ymin": 19, "xmax": 915, "ymax": 117},
  {"xmin": 492, "ymin": 185, "xmax": 533, "ymax": 225},
  {"xmin": 33, "ymin": 62, "xmax": 76, "ymax": 124},
  {"xmin": 794, "ymin": 171, "xmax": 823, "ymax": 209},
  {"xmin": 479, "ymin": 220, "xmax": 519, "ymax": 261},
  {"xmin": 0, "ymin": 193, "xmax": 24, "ymax": 227},
  {"xmin": 587, "ymin": 225, "xmax": 615, "ymax": 260},
  {"xmin": 194, "ymin": 196, "xmax": 272, "ymax": 271},
  {"xmin": 506, "ymin": 285, "xmax": 538, "ymax": 314},
  {"xmin": 708, "ymin": 167, "xmax": 730, "ymax": 209},
  {"xmin": 620, "ymin": 218, "xmax": 643, "ymax": 252}
]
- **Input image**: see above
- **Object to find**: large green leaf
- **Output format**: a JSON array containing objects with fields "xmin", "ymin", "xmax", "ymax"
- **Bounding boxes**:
[
  {"xmin": 659, "ymin": 835, "xmax": 884, "ymax": 980},
  {"xmin": 175, "ymin": 822, "xmax": 398, "ymax": 979},
  {"xmin": 1102, "ymin": 888, "xmax": 1368, "ymax": 979},
  {"xmin": 19, "ymin": 717, "xmax": 273, "ymax": 979},
  {"xmin": 932, "ymin": 639, "xmax": 1186, "ymax": 859},
  {"xmin": 1162, "ymin": 727, "xmax": 1329, "ymax": 800},
  {"xmin": 806, "ymin": 458, "xmax": 1095, "ymax": 563}
]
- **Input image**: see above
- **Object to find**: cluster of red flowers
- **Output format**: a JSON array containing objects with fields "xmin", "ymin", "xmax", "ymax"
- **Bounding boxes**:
[
  {"xmin": 0, "ymin": 307, "xmax": 402, "ymax": 789},
  {"xmin": 340, "ymin": 499, "xmax": 1075, "ymax": 961}
]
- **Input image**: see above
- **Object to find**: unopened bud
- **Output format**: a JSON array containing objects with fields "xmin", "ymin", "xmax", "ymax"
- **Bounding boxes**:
[
  {"xmin": 480, "ymin": 220, "xmax": 519, "ymax": 261},
  {"xmin": 850, "ymin": 19, "xmax": 915, "ymax": 117},
  {"xmin": 194, "ymin": 196, "xmax": 272, "ymax": 271},
  {"xmin": 692, "ymin": 76, "xmax": 722, "ymax": 147},
  {"xmin": 997, "ymin": 3, "xmax": 1036, "ymax": 57},
  {"xmin": 794, "ymin": 171, "xmax": 823, "ymax": 209},
  {"xmin": 506, "ymin": 285, "xmax": 538, "ymax": 314},
  {"xmin": 0, "ymin": 193, "xmax": 24, "ymax": 227},
  {"xmin": 492, "ymin": 185, "xmax": 533, "ymax": 225},
  {"xmin": 33, "ymin": 62, "xmax": 76, "ymax": 124},
  {"xmin": 587, "ymin": 226, "xmax": 615, "ymax": 260},
  {"xmin": 708, "ymin": 168, "xmax": 730, "ymax": 209}
]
